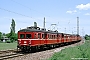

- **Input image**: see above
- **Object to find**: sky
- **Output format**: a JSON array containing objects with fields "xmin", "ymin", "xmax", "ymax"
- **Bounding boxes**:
[{"xmin": 0, "ymin": 0, "xmax": 90, "ymax": 36}]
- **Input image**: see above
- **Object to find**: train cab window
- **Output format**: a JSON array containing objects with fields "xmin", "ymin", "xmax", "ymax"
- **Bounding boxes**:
[
  {"xmin": 26, "ymin": 34, "xmax": 32, "ymax": 39},
  {"xmin": 20, "ymin": 34, "xmax": 25, "ymax": 39}
]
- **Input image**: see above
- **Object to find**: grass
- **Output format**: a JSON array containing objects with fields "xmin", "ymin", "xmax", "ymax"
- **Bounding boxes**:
[
  {"xmin": 0, "ymin": 42, "xmax": 17, "ymax": 50},
  {"xmin": 48, "ymin": 40, "xmax": 90, "ymax": 60}
]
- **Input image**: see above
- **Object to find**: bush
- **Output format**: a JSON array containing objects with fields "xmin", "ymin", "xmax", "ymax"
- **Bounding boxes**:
[
  {"xmin": 6, "ymin": 40, "xmax": 11, "ymax": 43},
  {"xmin": 48, "ymin": 41, "xmax": 90, "ymax": 60},
  {"xmin": 0, "ymin": 40, "xmax": 3, "ymax": 43},
  {"xmin": 85, "ymin": 34, "xmax": 90, "ymax": 40}
]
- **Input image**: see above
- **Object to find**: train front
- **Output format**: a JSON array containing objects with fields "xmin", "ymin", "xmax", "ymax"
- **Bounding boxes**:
[{"xmin": 17, "ymin": 29, "xmax": 32, "ymax": 51}]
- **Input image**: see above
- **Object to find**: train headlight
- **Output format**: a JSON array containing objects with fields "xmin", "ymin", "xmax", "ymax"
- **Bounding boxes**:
[{"xmin": 24, "ymin": 41, "xmax": 27, "ymax": 43}]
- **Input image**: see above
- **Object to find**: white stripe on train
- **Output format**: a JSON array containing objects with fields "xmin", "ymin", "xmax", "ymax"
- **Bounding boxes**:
[{"xmin": 18, "ymin": 38, "xmax": 75, "ymax": 40}]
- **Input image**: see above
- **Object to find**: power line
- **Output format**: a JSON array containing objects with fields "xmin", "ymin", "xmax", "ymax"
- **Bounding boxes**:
[
  {"xmin": 0, "ymin": 7, "xmax": 44, "ymax": 21},
  {"xmin": 11, "ymin": 0, "xmax": 50, "ymax": 17},
  {"xmin": 0, "ymin": 0, "xmax": 62, "ymax": 29},
  {"xmin": 0, "ymin": 7, "xmax": 47, "ymax": 27},
  {"xmin": 0, "ymin": 7, "xmax": 45, "ymax": 24},
  {"xmin": 0, "ymin": 0, "xmax": 59, "ymax": 26},
  {"xmin": 0, "ymin": 7, "xmax": 32, "ymax": 18}
]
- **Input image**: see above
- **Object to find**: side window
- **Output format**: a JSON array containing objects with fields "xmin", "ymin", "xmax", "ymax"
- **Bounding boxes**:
[
  {"xmin": 20, "ymin": 34, "xmax": 25, "ymax": 39},
  {"xmin": 62, "ymin": 33, "xmax": 64, "ymax": 37},
  {"xmin": 48, "ymin": 34, "xmax": 50, "ymax": 39},
  {"xmin": 50, "ymin": 35, "xmax": 52, "ymax": 39},
  {"xmin": 64, "ymin": 35, "xmax": 66, "ymax": 40},
  {"xmin": 34, "ymin": 34, "xmax": 37, "ymax": 39},
  {"xmin": 42, "ymin": 34, "xmax": 45, "ymax": 39},
  {"xmin": 58, "ymin": 35, "xmax": 59, "ymax": 38},
  {"xmin": 44, "ymin": 34, "xmax": 46, "ymax": 39},
  {"xmin": 38, "ymin": 33, "xmax": 41, "ymax": 39},
  {"xmin": 55, "ymin": 35, "xmax": 57, "ymax": 39},
  {"xmin": 52, "ymin": 35, "xmax": 54, "ymax": 39},
  {"xmin": 54, "ymin": 35, "xmax": 55, "ymax": 39},
  {"xmin": 26, "ymin": 34, "xmax": 31, "ymax": 39}
]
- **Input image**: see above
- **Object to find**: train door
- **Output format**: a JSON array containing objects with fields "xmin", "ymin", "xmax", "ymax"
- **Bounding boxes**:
[
  {"xmin": 57, "ymin": 34, "xmax": 59, "ymax": 43},
  {"xmin": 44, "ymin": 33, "xmax": 47, "ymax": 44},
  {"xmin": 59, "ymin": 34, "xmax": 62, "ymax": 43},
  {"xmin": 61, "ymin": 33, "xmax": 64, "ymax": 43}
]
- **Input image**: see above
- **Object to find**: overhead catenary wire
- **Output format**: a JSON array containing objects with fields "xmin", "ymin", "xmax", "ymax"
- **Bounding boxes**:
[
  {"xmin": 0, "ymin": 7, "xmax": 41, "ymax": 25},
  {"xmin": 10, "ymin": 0, "xmax": 62, "ymax": 28},
  {"xmin": 0, "ymin": 7, "xmax": 44, "ymax": 21},
  {"xmin": 0, "ymin": 0, "xmax": 55, "ymax": 23},
  {"xmin": 0, "ymin": 7, "xmax": 32, "ymax": 18},
  {"xmin": 0, "ymin": 6, "xmax": 69, "ymax": 32},
  {"xmin": 0, "ymin": 7, "xmax": 47, "ymax": 27},
  {"xmin": 0, "ymin": 0, "xmax": 63, "ymax": 30},
  {"xmin": 11, "ymin": 0, "xmax": 50, "ymax": 17}
]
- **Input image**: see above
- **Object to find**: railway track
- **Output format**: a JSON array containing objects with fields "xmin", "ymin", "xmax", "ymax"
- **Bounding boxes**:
[
  {"xmin": 0, "ymin": 49, "xmax": 16, "ymax": 54},
  {"xmin": 0, "ymin": 49, "xmax": 24, "ymax": 60},
  {"xmin": 0, "ymin": 39, "xmax": 84, "ymax": 60},
  {"xmin": 0, "ymin": 53, "xmax": 23, "ymax": 60}
]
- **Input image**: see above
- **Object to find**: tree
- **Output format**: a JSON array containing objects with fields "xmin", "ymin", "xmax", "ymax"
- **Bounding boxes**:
[
  {"xmin": 84, "ymin": 34, "xmax": 90, "ymax": 40},
  {"xmin": 11, "ymin": 19, "xmax": 15, "ymax": 33},
  {"xmin": 5, "ymin": 33, "xmax": 10, "ymax": 38},
  {"xmin": 0, "ymin": 32, "xmax": 2, "ymax": 40},
  {"xmin": 9, "ymin": 19, "xmax": 16, "ymax": 42}
]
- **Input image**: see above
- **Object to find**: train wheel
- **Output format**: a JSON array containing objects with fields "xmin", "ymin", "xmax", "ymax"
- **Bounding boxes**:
[
  {"xmin": 40, "ymin": 45, "xmax": 45, "ymax": 51},
  {"xmin": 51, "ymin": 44, "xmax": 54, "ymax": 48},
  {"xmin": 31, "ymin": 46, "xmax": 36, "ymax": 52}
]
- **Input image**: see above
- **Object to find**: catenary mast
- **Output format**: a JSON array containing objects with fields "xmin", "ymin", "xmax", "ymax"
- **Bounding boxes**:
[{"xmin": 77, "ymin": 17, "xmax": 79, "ymax": 35}]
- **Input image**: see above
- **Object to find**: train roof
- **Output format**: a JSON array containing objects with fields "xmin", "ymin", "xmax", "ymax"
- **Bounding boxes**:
[
  {"xmin": 18, "ymin": 27, "xmax": 59, "ymax": 34},
  {"xmin": 18, "ymin": 26, "xmax": 79, "ymax": 36}
]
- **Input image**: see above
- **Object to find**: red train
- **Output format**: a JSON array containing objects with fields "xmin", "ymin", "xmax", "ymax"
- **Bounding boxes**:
[{"xmin": 17, "ymin": 25, "xmax": 82, "ymax": 52}]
